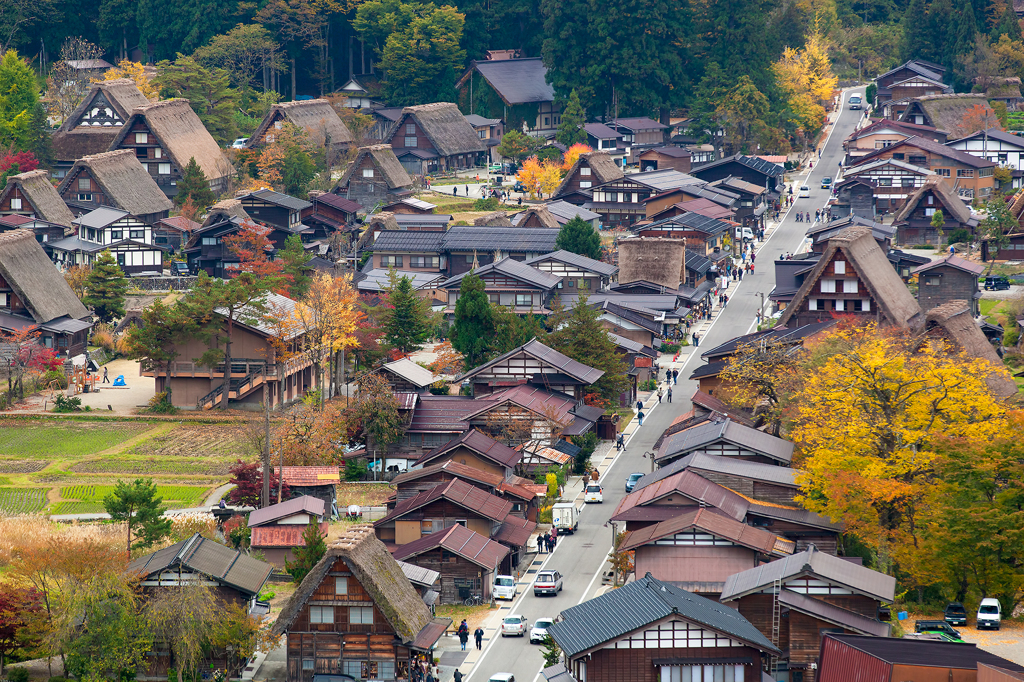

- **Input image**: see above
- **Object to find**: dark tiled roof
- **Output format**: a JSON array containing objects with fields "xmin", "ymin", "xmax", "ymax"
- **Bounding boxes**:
[
  {"xmin": 644, "ymin": 146, "xmax": 691, "ymax": 158},
  {"xmin": 525, "ymin": 249, "xmax": 618, "ymax": 276},
  {"xmin": 248, "ymin": 495, "xmax": 326, "ymax": 527},
  {"xmin": 619, "ymin": 507, "xmax": 793, "ymax": 556},
  {"xmin": 657, "ymin": 418, "xmax": 793, "ymax": 464},
  {"xmin": 547, "ymin": 574, "xmax": 779, "ymax": 658},
  {"xmin": 493, "ymin": 515, "xmax": 537, "ymax": 546},
  {"xmin": 700, "ymin": 321, "xmax": 838, "ymax": 362},
  {"xmin": 778, "ymin": 590, "xmax": 890, "ymax": 636},
  {"xmin": 315, "ymin": 193, "xmax": 362, "ymax": 213},
  {"xmin": 441, "ymin": 257, "xmax": 561, "ymax": 290},
  {"xmin": 392, "ymin": 523, "xmax": 510, "ymax": 569},
  {"xmin": 612, "ymin": 469, "xmax": 751, "ymax": 522},
  {"xmin": 820, "ymin": 634, "xmax": 1024, "ymax": 671},
  {"xmin": 407, "ymin": 395, "xmax": 473, "ymax": 433},
  {"xmin": 855, "ymin": 135, "xmax": 998, "ymax": 168},
  {"xmin": 415, "ymin": 428, "xmax": 523, "ymax": 468},
  {"xmin": 584, "ymin": 122, "xmax": 623, "ymax": 139},
  {"xmin": 468, "ymin": 58, "xmax": 554, "ymax": 105},
  {"xmin": 371, "ymin": 231, "xmax": 444, "ymax": 253},
  {"xmin": 644, "ymin": 211, "xmax": 734, "ymax": 237},
  {"xmin": 692, "ymin": 154, "xmax": 785, "ymax": 178},
  {"xmin": 592, "ymin": 300, "xmax": 663, "ymax": 334},
  {"xmin": 688, "ymin": 361, "xmax": 728, "ymax": 380},
  {"xmin": 129, "ymin": 534, "xmax": 273, "ymax": 596},
  {"xmin": 611, "ymin": 117, "xmax": 668, "ymax": 131},
  {"xmin": 636, "ymin": 453, "xmax": 799, "ymax": 492},
  {"xmin": 249, "ymin": 189, "xmax": 312, "ymax": 210},
  {"xmin": 442, "ymin": 226, "xmax": 559, "ymax": 252},
  {"xmin": 456, "ymin": 338, "xmax": 604, "ymax": 385},
  {"xmin": 377, "ymin": 478, "xmax": 514, "ymax": 526}
]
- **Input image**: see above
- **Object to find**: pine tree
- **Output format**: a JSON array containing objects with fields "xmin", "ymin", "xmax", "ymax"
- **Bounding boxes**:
[
  {"xmin": 450, "ymin": 271, "xmax": 495, "ymax": 371},
  {"xmin": 0, "ymin": 50, "xmax": 40, "ymax": 151},
  {"xmin": 928, "ymin": 0, "xmax": 956, "ymax": 69},
  {"xmin": 83, "ymin": 251, "xmax": 129, "ymax": 323},
  {"xmin": 556, "ymin": 216, "xmax": 602, "ymax": 260},
  {"xmin": 382, "ymin": 271, "xmax": 431, "ymax": 354},
  {"xmin": 175, "ymin": 157, "xmax": 216, "ymax": 208},
  {"xmin": 27, "ymin": 103, "xmax": 53, "ymax": 168},
  {"xmin": 279, "ymin": 233, "xmax": 312, "ymax": 298},
  {"xmin": 951, "ymin": 0, "xmax": 978, "ymax": 77},
  {"xmin": 546, "ymin": 295, "xmax": 630, "ymax": 403},
  {"xmin": 286, "ymin": 520, "xmax": 327, "ymax": 584},
  {"xmin": 901, "ymin": 0, "xmax": 933, "ymax": 62},
  {"xmin": 990, "ymin": 2, "xmax": 1022, "ymax": 41},
  {"xmin": 555, "ymin": 90, "xmax": 586, "ymax": 148},
  {"xmin": 103, "ymin": 478, "xmax": 173, "ymax": 556}
]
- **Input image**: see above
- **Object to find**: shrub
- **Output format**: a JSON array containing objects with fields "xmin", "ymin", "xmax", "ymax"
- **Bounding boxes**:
[
  {"xmin": 660, "ymin": 342, "xmax": 682, "ymax": 353},
  {"xmin": 639, "ymin": 379, "xmax": 658, "ymax": 391},
  {"xmin": 52, "ymin": 394, "xmax": 82, "ymax": 412},
  {"xmin": 1004, "ymin": 327, "xmax": 1020, "ymax": 347},
  {"xmin": 41, "ymin": 370, "xmax": 68, "ymax": 389},
  {"xmin": 91, "ymin": 329, "xmax": 115, "ymax": 353},
  {"xmin": 473, "ymin": 197, "xmax": 500, "ymax": 210},
  {"xmin": 428, "ymin": 380, "xmax": 450, "ymax": 395},
  {"xmin": 571, "ymin": 432, "xmax": 598, "ymax": 475},
  {"xmin": 143, "ymin": 391, "xmax": 178, "ymax": 414},
  {"xmin": 344, "ymin": 459, "xmax": 368, "ymax": 481},
  {"xmin": 538, "ymin": 505, "xmax": 553, "ymax": 524},
  {"xmin": 8, "ymin": 669, "xmax": 29, "ymax": 682},
  {"xmin": 946, "ymin": 228, "xmax": 972, "ymax": 246}
]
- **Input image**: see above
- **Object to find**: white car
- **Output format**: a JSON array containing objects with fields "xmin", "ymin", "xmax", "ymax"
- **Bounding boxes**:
[
  {"xmin": 798, "ymin": 185, "xmax": 810, "ymax": 198},
  {"xmin": 231, "ymin": 137, "xmax": 249, "ymax": 148},
  {"xmin": 489, "ymin": 675, "xmax": 515, "ymax": 682},
  {"xmin": 584, "ymin": 483, "xmax": 603, "ymax": 503},
  {"xmin": 978, "ymin": 598, "xmax": 1002, "ymax": 630},
  {"xmin": 493, "ymin": 575, "xmax": 517, "ymax": 600},
  {"xmin": 530, "ymin": 618, "xmax": 555, "ymax": 644},
  {"xmin": 533, "ymin": 570, "xmax": 563, "ymax": 596},
  {"xmin": 501, "ymin": 615, "xmax": 528, "ymax": 637}
]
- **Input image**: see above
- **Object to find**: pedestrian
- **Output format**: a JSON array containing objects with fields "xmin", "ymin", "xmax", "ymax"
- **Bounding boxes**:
[
  {"xmin": 667, "ymin": 387, "xmax": 672, "ymax": 403},
  {"xmin": 102, "ymin": 366, "xmax": 109, "ymax": 383},
  {"xmin": 517, "ymin": 196, "xmax": 522, "ymax": 205},
  {"xmin": 724, "ymin": 294, "xmax": 729, "ymax": 306},
  {"xmin": 453, "ymin": 186, "xmax": 458, "ymax": 196},
  {"xmin": 750, "ymin": 262, "xmax": 755, "ymax": 274},
  {"xmin": 458, "ymin": 621, "xmax": 469, "ymax": 651},
  {"xmin": 751, "ymin": 252, "xmax": 756, "ymax": 263},
  {"xmin": 455, "ymin": 670, "xmax": 463, "ymax": 682},
  {"xmin": 475, "ymin": 627, "xmax": 484, "ymax": 650},
  {"xmin": 617, "ymin": 433, "xmax": 625, "ymax": 451},
  {"xmin": 693, "ymin": 332, "xmax": 699, "ymax": 348},
  {"xmin": 638, "ymin": 410, "xmax": 645, "ymax": 426},
  {"xmin": 465, "ymin": 185, "xmax": 470, "ymax": 196},
  {"xmin": 672, "ymin": 369, "xmax": 678, "ymax": 384},
  {"xmin": 657, "ymin": 387, "xmax": 663, "ymax": 403},
  {"xmin": 537, "ymin": 533, "xmax": 546, "ymax": 553}
]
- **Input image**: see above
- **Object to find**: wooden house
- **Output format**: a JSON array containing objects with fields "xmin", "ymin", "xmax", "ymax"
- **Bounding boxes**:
[
  {"xmin": 525, "ymin": 249, "xmax": 618, "ymax": 292},
  {"xmin": 461, "ymin": 383, "xmax": 603, "ymax": 444},
  {"xmin": 129, "ymin": 534, "xmax": 274, "ymax": 678},
  {"xmin": 380, "ymin": 358, "xmax": 436, "ymax": 393},
  {"xmin": 442, "ymin": 226, "xmax": 559, "ymax": 277},
  {"xmin": 831, "ymin": 177, "xmax": 878, "ymax": 220},
  {"xmin": 391, "ymin": 523, "xmax": 510, "ymax": 603},
  {"xmin": 691, "ymin": 154, "xmax": 785, "ymax": 197},
  {"xmin": 619, "ymin": 508, "xmax": 794, "ymax": 596},
  {"xmin": 412, "ymin": 428, "xmax": 522, "ymax": 480},
  {"xmin": 839, "ymin": 158, "xmax": 934, "ymax": 214},
  {"xmin": 386, "ymin": 103, "xmax": 486, "ymax": 175},
  {"xmin": 608, "ymin": 331, "xmax": 658, "ymax": 403},
  {"xmin": 383, "ymin": 197, "xmax": 436, "ymax": 215},
  {"xmin": 709, "ymin": 176, "xmax": 769, "ymax": 229},
  {"xmin": 239, "ymin": 189, "xmax": 313, "ymax": 232},
  {"xmin": 50, "ymin": 207, "xmax": 164, "ymax": 274},
  {"xmin": 455, "ymin": 58, "xmax": 560, "ymax": 135},
  {"xmin": 875, "ymin": 60, "xmax": 948, "ymax": 106},
  {"xmin": 50, "ymin": 79, "xmax": 151, "ymax": 178},
  {"xmin": 655, "ymin": 417, "xmax": 794, "ymax": 467},
  {"xmin": 637, "ymin": 452, "xmax": 802, "ymax": 508},
  {"xmin": 513, "ymin": 200, "xmax": 601, "ymax": 229},
  {"xmin": 819, "ymin": 635, "xmax": 1024, "ymax": 682},
  {"xmin": 274, "ymin": 466, "xmax": 341, "ymax": 514},
  {"xmin": 303, "ymin": 192, "xmax": 360, "ymax": 246},
  {"xmin": 390, "ymin": 458, "xmax": 539, "ymax": 521},
  {"xmin": 923, "ymin": 301, "xmax": 1017, "ymax": 398},
  {"xmin": 616, "ymin": 236, "xmax": 686, "ymax": 290},
  {"xmin": 464, "ymin": 114, "xmax": 503, "ymax": 164},
  {"xmin": 886, "ymin": 74, "xmax": 953, "ymax": 106},
  {"xmin": 547, "ymin": 574, "xmax": 780, "ymax": 682},
  {"xmin": 271, "ymin": 525, "xmax": 451, "ymax": 682},
  {"xmin": 946, "ymin": 127, "xmax": 1024, "ymax": 190},
  {"xmin": 645, "ymin": 196, "xmax": 737, "ymax": 225},
  {"xmin": 0, "ymin": 230, "xmax": 92, "ymax": 356},
  {"xmin": 108, "ymin": 99, "xmax": 233, "ymax": 198},
  {"xmin": 0, "ymin": 215, "xmax": 67, "ymax": 257},
  {"xmin": 248, "ymin": 495, "xmax": 328, "ymax": 568},
  {"xmin": 591, "ymin": 299, "xmax": 664, "ymax": 348},
  {"xmin": 898, "ymin": 94, "xmax": 999, "ymax": 141},
  {"xmin": 841, "ymin": 119, "xmax": 947, "ymax": 167},
  {"xmin": 0, "ymin": 170, "xmax": 75, "ymax": 228},
  {"xmin": 608, "ymin": 117, "xmax": 670, "ymax": 164},
  {"xmin": 440, "ymin": 257, "xmax": 561, "ymax": 313},
  {"xmin": 184, "ymin": 201, "xmax": 308, "ymax": 277},
  {"xmin": 639, "ymin": 146, "xmax": 692, "ymax": 173},
  {"xmin": 335, "ymin": 145, "xmax": 415, "ymax": 211},
  {"xmin": 152, "ymin": 215, "xmax": 200, "ymax": 252},
  {"xmin": 912, "ymin": 253, "xmax": 984, "ymax": 315},
  {"xmin": 454, "ymin": 337, "xmax": 604, "ymax": 399},
  {"xmin": 643, "ymin": 184, "xmax": 740, "ymax": 222},
  {"xmin": 721, "ymin": 547, "xmax": 896, "ymax": 682},
  {"xmin": 395, "ymin": 395, "xmax": 474, "ymax": 461},
  {"xmin": 368, "ymin": 230, "xmax": 445, "ymax": 274},
  {"xmin": 553, "ymin": 151, "xmax": 624, "ymax": 204},
  {"xmin": 582, "ymin": 170, "xmax": 705, "ymax": 228},
  {"xmin": 777, "ymin": 227, "xmax": 923, "ymax": 329},
  {"xmin": 583, "ymin": 123, "xmax": 626, "ymax": 166},
  {"xmin": 141, "ymin": 291, "xmax": 314, "ymax": 409},
  {"xmin": 57, "ymin": 150, "xmax": 173, "ymax": 225},
  {"xmin": 247, "ymin": 99, "xmax": 354, "ymax": 157},
  {"xmin": 806, "ymin": 215, "xmax": 895, "ymax": 254}
]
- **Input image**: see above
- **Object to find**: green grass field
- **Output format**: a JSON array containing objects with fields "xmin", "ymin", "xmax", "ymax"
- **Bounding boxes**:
[
  {"xmin": 980, "ymin": 299, "xmax": 1003, "ymax": 317},
  {"xmin": 0, "ymin": 487, "xmax": 49, "ymax": 514},
  {"xmin": 48, "ymin": 484, "xmax": 210, "ymax": 515},
  {"xmin": 0, "ymin": 420, "xmax": 152, "ymax": 458}
]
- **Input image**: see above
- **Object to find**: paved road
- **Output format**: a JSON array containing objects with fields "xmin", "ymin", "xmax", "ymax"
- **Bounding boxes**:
[{"xmin": 466, "ymin": 87, "xmax": 867, "ymax": 682}]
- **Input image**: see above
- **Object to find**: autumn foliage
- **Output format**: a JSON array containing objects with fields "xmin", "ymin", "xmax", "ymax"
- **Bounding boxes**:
[
  {"xmin": 562, "ymin": 143, "xmax": 593, "ymax": 170},
  {"xmin": 517, "ymin": 156, "xmax": 563, "ymax": 199},
  {"xmin": 222, "ymin": 219, "xmax": 289, "ymax": 289}
]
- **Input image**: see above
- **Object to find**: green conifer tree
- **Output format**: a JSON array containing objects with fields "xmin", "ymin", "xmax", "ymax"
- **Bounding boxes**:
[
  {"xmin": 382, "ymin": 271, "xmax": 431, "ymax": 354},
  {"xmin": 286, "ymin": 520, "xmax": 327, "ymax": 584},
  {"xmin": 555, "ymin": 90, "xmax": 586, "ymax": 147},
  {"xmin": 546, "ymin": 295, "xmax": 630, "ymax": 403},
  {"xmin": 279, "ymin": 233, "xmax": 312, "ymax": 298},
  {"xmin": 450, "ymin": 271, "xmax": 495, "ymax": 370},
  {"xmin": 0, "ymin": 50, "xmax": 40, "ymax": 151},
  {"xmin": 83, "ymin": 250, "xmax": 129, "ymax": 323},
  {"xmin": 175, "ymin": 157, "xmax": 216, "ymax": 209},
  {"xmin": 555, "ymin": 216, "xmax": 602, "ymax": 260}
]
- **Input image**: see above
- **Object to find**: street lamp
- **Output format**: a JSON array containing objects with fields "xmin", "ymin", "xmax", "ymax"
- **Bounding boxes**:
[{"xmin": 643, "ymin": 450, "xmax": 655, "ymax": 472}]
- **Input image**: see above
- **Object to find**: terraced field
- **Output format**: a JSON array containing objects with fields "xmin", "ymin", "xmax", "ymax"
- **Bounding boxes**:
[
  {"xmin": 0, "ymin": 420, "xmax": 152, "ymax": 457},
  {"xmin": 70, "ymin": 458, "xmax": 234, "ymax": 476},
  {"xmin": 49, "ymin": 484, "xmax": 210, "ymax": 515},
  {"xmin": 0, "ymin": 487, "xmax": 49, "ymax": 514}
]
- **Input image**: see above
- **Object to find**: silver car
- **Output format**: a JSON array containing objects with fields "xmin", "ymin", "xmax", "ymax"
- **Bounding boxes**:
[{"xmin": 530, "ymin": 617, "xmax": 555, "ymax": 644}]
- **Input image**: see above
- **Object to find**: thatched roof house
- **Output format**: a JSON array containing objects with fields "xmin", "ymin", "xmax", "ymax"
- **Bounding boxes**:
[
  {"xmin": 925, "ymin": 300, "xmax": 1017, "ymax": 397},
  {"xmin": 58, "ymin": 150, "xmax": 173, "ymax": 220},
  {"xmin": 248, "ymin": 99, "xmax": 354, "ymax": 153},
  {"xmin": 514, "ymin": 205, "xmax": 560, "ymax": 228},
  {"xmin": 394, "ymin": 103, "xmax": 485, "ymax": 157},
  {"xmin": 894, "ymin": 175, "xmax": 974, "ymax": 226},
  {"xmin": 110, "ymin": 99, "xmax": 233, "ymax": 191},
  {"xmin": 336, "ymin": 145, "xmax": 413, "ymax": 192},
  {"xmin": 271, "ymin": 524, "xmax": 450, "ymax": 646},
  {"xmin": 0, "ymin": 170, "xmax": 75, "ymax": 227},
  {"xmin": 554, "ymin": 150, "xmax": 624, "ymax": 198},
  {"xmin": 899, "ymin": 94, "xmax": 999, "ymax": 140},
  {"xmin": 617, "ymin": 236, "xmax": 686, "ymax": 290},
  {"xmin": 201, "ymin": 198, "xmax": 250, "ymax": 227},
  {"xmin": 52, "ymin": 79, "xmax": 151, "ymax": 165},
  {"xmin": 473, "ymin": 211, "xmax": 513, "ymax": 226}
]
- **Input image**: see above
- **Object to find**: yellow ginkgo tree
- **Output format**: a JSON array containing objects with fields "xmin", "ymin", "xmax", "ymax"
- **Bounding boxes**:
[{"xmin": 772, "ymin": 29, "xmax": 837, "ymax": 141}]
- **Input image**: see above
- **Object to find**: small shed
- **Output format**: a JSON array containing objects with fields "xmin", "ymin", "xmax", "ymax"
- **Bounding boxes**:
[
  {"xmin": 274, "ymin": 466, "xmax": 340, "ymax": 516},
  {"xmin": 249, "ymin": 495, "xmax": 329, "ymax": 567},
  {"xmin": 380, "ymin": 357, "xmax": 436, "ymax": 392}
]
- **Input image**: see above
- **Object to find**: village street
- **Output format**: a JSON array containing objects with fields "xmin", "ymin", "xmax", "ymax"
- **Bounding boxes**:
[{"xmin": 460, "ymin": 87, "xmax": 868, "ymax": 682}]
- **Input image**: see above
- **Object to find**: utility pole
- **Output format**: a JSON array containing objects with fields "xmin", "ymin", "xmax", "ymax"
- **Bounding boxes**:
[{"xmin": 261, "ymin": 383, "xmax": 270, "ymax": 508}]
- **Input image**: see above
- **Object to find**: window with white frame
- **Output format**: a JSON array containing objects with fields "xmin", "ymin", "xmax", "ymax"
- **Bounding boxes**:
[
  {"xmin": 135, "ymin": 132, "xmax": 147, "ymax": 144},
  {"xmin": 404, "ymin": 136, "xmax": 417, "ymax": 147},
  {"xmin": 363, "ymin": 169, "xmax": 374, "ymax": 177},
  {"xmin": 580, "ymin": 167, "xmax": 591, "ymax": 176},
  {"xmin": 0, "ymin": 293, "xmax": 8, "ymax": 306},
  {"xmin": 350, "ymin": 606, "xmax": 373, "ymax": 624},
  {"xmin": 406, "ymin": 123, "xmax": 415, "ymax": 134},
  {"xmin": 924, "ymin": 207, "xmax": 936, "ymax": 217},
  {"xmin": 924, "ymin": 275, "xmax": 941, "ymax": 286},
  {"xmin": 274, "ymin": 121, "xmax": 283, "ymax": 130},
  {"xmin": 130, "ymin": 229, "xmax": 145, "ymax": 240},
  {"xmin": 659, "ymin": 664, "xmax": 745, "ymax": 682},
  {"xmin": 335, "ymin": 577, "xmax": 348, "ymax": 594},
  {"xmin": 202, "ymin": 237, "xmax": 219, "ymax": 246},
  {"xmin": 516, "ymin": 294, "xmax": 532, "ymax": 307},
  {"xmin": 580, "ymin": 181, "xmax": 592, "ymax": 188},
  {"xmin": 159, "ymin": 163, "xmax": 171, "ymax": 175},
  {"xmin": 842, "ymin": 279, "xmax": 857, "ymax": 293},
  {"xmin": 154, "ymin": 148, "xmax": 162, "ymax": 159},
  {"xmin": 9, "ymin": 198, "xmax": 21, "ymax": 210},
  {"xmin": 835, "ymin": 299, "xmax": 845, "ymax": 311},
  {"xmin": 380, "ymin": 255, "xmax": 403, "ymax": 267},
  {"xmin": 957, "ymin": 169, "xmax": 975, "ymax": 178},
  {"xmin": 78, "ymin": 193, "xmax": 92, "ymax": 202},
  {"xmin": 834, "ymin": 260, "xmax": 845, "ymax": 274},
  {"xmin": 808, "ymin": 298, "xmax": 819, "ymax": 311},
  {"xmin": 78, "ymin": 178, "xmax": 90, "ymax": 191},
  {"xmin": 820, "ymin": 279, "xmax": 836, "ymax": 293},
  {"xmin": 309, "ymin": 605, "xmax": 334, "ymax": 623},
  {"xmin": 341, "ymin": 661, "xmax": 361, "ymax": 679}
]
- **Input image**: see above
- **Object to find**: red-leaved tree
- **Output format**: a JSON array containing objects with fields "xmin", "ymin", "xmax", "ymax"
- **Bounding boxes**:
[
  {"xmin": 1, "ymin": 327, "xmax": 60, "ymax": 399},
  {"xmin": 227, "ymin": 459, "xmax": 290, "ymax": 508},
  {"xmin": 0, "ymin": 584, "xmax": 43, "ymax": 675},
  {"xmin": 0, "ymin": 152, "xmax": 40, "ymax": 186},
  {"xmin": 222, "ymin": 219, "xmax": 290, "ymax": 292}
]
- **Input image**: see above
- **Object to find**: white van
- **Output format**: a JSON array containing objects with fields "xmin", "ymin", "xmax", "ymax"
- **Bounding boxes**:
[
  {"xmin": 735, "ymin": 227, "xmax": 755, "ymax": 242},
  {"xmin": 849, "ymin": 94, "xmax": 862, "ymax": 110},
  {"xmin": 977, "ymin": 598, "xmax": 1002, "ymax": 629},
  {"xmin": 798, "ymin": 185, "xmax": 811, "ymax": 198},
  {"xmin": 493, "ymin": 575, "xmax": 517, "ymax": 600}
]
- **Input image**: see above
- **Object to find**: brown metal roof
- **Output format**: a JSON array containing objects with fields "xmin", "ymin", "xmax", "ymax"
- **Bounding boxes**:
[
  {"xmin": 619, "ymin": 508, "xmax": 793, "ymax": 555},
  {"xmin": 410, "ymin": 618, "xmax": 451, "ymax": 651},
  {"xmin": 252, "ymin": 522, "xmax": 330, "ymax": 548},
  {"xmin": 415, "ymin": 428, "xmax": 523, "ymax": 468},
  {"xmin": 375, "ymin": 478, "xmax": 513, "ymax": 526},
  {"xmin": 392, "ymin": 523, "xmax": 509, "ymax": 569},
  {"xmin": 274, "ymin": 466, "xmax": 340, "ymax": 486},
  {"xmin": 455, "ymin": 338, "xmax": 604, "ymax": 385},
  {"xmin": 129, "ymin": 534, "xmax": 273, "ymax": 596},
  {"xmin": 407, "ymin": 395, "xmax": 474, "ymax": 433},
  {"xmin": 611, "ymin": 470, "xmax": 750, "ymax": 522},
  {"xmin": 493, "ymin": 515, "xmax": 537, "ymax": 547},
  {"xmin": 778, "ymin": 589, "xmax": 890, "ymax": 636},
  {"xmin": 248, "ymin": 495, "xmax": 326, "ymax": 527}
]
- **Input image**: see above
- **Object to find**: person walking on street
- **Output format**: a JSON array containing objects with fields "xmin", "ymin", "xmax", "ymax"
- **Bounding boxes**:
[
  {"xmin": 638, "ymin": 410, "xmax": 645, "ymax": 426},
  {"xmin": 672, "ymin": 369, "xmax": 678, "ymax": 384},
  {"xmin": 458, "ymin": 621, "xmax": 469, "ymax": 651},
  {"xmin": 102, "ymin": 366, "xmax": 109, "ymax": 383},
  {"xmin": 692, "ymin": 332, "xmax": 699, "ymax": 347},
  {"xmin": 453, "ymin": 186, "xmax": 458, "ymax": 196},
  {"xmin": 657, "ymin": 387, "xmax": 663, "ymax": 403},
  {"xmin": 617, "ymin": 432, "xmax": 625, "ymax": 451},
  {"xmin": 667, "ymin": 387, "xmax": 672, "ymax": 403},
  {"xmin": 474, "ymin": 628, "xmax": 484, "ymax": 650},
  {"xmin": 455, "ymin": 670, "xmax": 463, "ymax": 682},
  {"xmin": 637, "ymin": 399, "xmax": 643, "ymax": 411}
]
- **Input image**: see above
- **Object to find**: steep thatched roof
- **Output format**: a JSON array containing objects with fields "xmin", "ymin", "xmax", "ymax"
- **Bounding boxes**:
[
  {"xmin": 250, "ymin": 99, "xmax": 354, "ymax": 149},
  {"xmin": 515, "ymin": 205, "xmax": 560, "ymax": 228},
  {"xmin": 59, "ymin": 78, "xmax": 150, "ymax": 133},
  {"xmin": 617, "ymin": 237, "xmax": 686, "ymax": 290},
  {"xmin": 779, "ymin": 227, "xmax": 923, "ymax": 329},
  {"xmin": 112, "ymin": 99, "xmax": 232, "ymax": 181},
  {"xmin": 894, "ymin": 175, "xmax": 973, "ymax": 224},
  {"xmin": 201, "ymin": 198, "xmax": 249, "ymax": 227},
  {"xmin": 473, "ymin": 211, "xmax": 512, "ymax": 226},
  {"xmin": 356, "ymin": 211, "xmax": 400, "ymax": 249},
  {"xmin": 400, "ymin": 103, "xmax": 485, "ymax": 157},
  {"xmin": 555, "ymin": 151, "xmax": 624, "ymax": 197},
  {"xmin": 1010, "ymin": 187, "xmax": 1024, "ymax": 226},
  {"xmin": 271, "ymin": 525, "xmax": 445, "ymax": 643},
  {"xmin": 926, "ymin": 301, "xmax": 1017, "ymax": 398},
  {"xmin": 59, "ymin": 150, "xmax": 173, "ymax": 216},
  {"xmin": 0, "ymin": 230, "xmax": 89, "ymax": 324},
  {"xmin": 903, "ymin": 94, "xmax": 998, "ymax": 140},
  {"xmin": 0, "ymin": 170, "xmax": 74, "ymax": 227},
  {"xmin": 336, "ymin": 145, "xmax": 413, "ymax": 191}
]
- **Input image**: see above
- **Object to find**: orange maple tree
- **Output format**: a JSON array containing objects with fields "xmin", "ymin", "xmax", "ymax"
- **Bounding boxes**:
[
  {"xmin": 562, "ymin": 143, "xmax": 593, "ymax": 170},
  {"xmin": 222, "ymin": 219, "xmax": 289, "ymax": 292}
]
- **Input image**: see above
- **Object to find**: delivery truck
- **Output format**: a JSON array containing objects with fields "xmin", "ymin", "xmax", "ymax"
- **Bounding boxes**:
[{"xmin": 552, "ymin": 502, "xmax": 581, "ymax": 533}]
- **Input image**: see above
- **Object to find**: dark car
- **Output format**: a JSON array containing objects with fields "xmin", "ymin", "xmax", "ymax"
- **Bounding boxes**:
[
  {"xmin": 821, "ymin": 176, "xmax": 833, "ymax": 189},
  {"xmin": 512, "ymin": 181, "xmax": 527, "ymax": 193},
  {"xmin": 985, "ymin": 275, "xmax": 1011, "ymax": 291},
  {"xmin": 944, "ymin": 602, "xmax": 968, "ymax": 627},
  {"xmin": 625, "ymin": 472, "xmax": 644, "ymax": 493},
  {"xmin": 915, "ymin": 620, "xmax": 963, "ymax": 640}
]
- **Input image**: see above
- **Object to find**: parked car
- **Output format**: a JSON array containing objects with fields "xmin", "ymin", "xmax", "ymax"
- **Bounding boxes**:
[
  {"xmin": 734, "ymin": 226, "xmax": 755, "ymax": 242},
  {"xmin": 534, "ymin": 571, "xmax": 563, "ymax": 596},
  {"xmin": 501, "ymin": 615, "xmax": 529, "ymax": 637},
  {"xmin": 978, "ymin": 598, "xmax": 1002, "ymax": 630},
  {"xmin": 489, "ymin": 675, "xmax": 515, "ymax": 682},
  {"xmin": 944, "ymin": 602, "xmax": 968, "ymax": 627},
  {"xmin": 625, "ymin": 472, "xmax": 644, "ymax": 493},
  {"xmin": 799, "ymin": 185, "xmax": 811, "ymax": 198},
  {"xmin": 821, "ymin": 176, "xmax": 833, "ymax": 189},
  {"xmin": 231, "ymin": 137, "xmax": 249, "ymax": 148},
  {"xmin": 985, "ymin": 275, "xmax": 1011, "ymax": 291},
  {"xmin": 584, "ymin": 483, "xmax": 603, "ymax": 503},
  {"xmin": 493, "ymin": 575, "xmax": 517, "ymax": 600},
  {"xmin": 512, "ymin": 181, "xmax": 526, "ymax": 193},
  {"xmin": 530, "ymin": 618, "xmax": 555, "ymax": 644},
  {"xmin": 914, "ymin": 620, "xmax": 963, "ymax": 640}
]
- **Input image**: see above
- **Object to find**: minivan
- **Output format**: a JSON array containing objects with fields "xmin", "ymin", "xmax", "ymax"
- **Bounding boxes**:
[
  {"xmin": 735, "ymin": 226, "xmax": 755, "ymax": 242},
  {"xmin": 985, "ymin": 275, "xmax": 1011, "ymax": 291},
  {"xmin": 493, "ymin": 575, "xmax": 517, "ymax": 600},
  {"xmin": 978, "ymin": 598, "xmax": 1002, "ymax": 629},
  {"xmin": 849, "ymin": 94, "xmax": 863, "ymax": 110}
]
